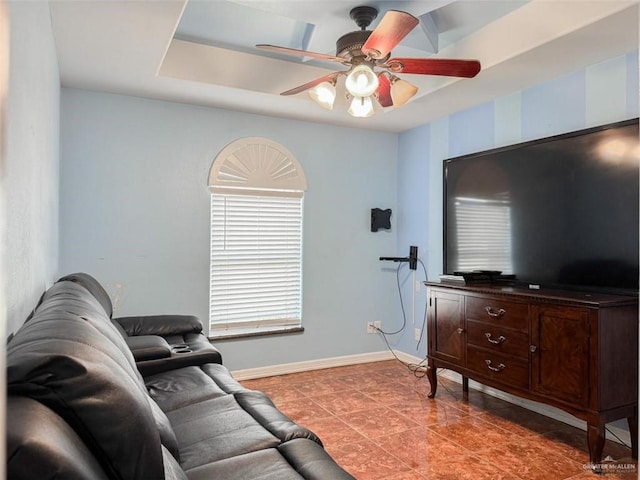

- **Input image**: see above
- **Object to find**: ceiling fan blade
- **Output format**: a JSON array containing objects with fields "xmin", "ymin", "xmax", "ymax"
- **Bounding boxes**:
[
  {"xmin": 361, "ymin": 11, "xmax": 419, "ymax": 60},
  {"xmin": 387, "ymin": 58, "xmax": 481, "ymax": 78},
  {"xmin": 256, "ymin": 44, "xmax": 348, "ymax": 64},
  {"xmin": 280, "ymin": 73, "xmax": 341, "ymax": 96},
  {"xmin": 376, "ymin": 73, "xmax": 393, "ymax": 108}
]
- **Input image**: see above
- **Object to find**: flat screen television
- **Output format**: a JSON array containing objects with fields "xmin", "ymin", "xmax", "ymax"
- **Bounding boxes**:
[{"xmin": 443, "ymin": 118, "xmax": 639, "ymax": 295}]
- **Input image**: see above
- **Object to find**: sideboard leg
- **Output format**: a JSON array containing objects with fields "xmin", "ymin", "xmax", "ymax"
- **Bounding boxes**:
[
  {"xmin": 587, "ymin": 422, "xmax": 605, "ymax": 469},
  {"xmin": 628, "ymin": 407, "xmax": 638, "ymax": 459},
  {"xmin": 462, "ymin": 376, "xmax": 469, "ymax": 394},
  {"xmin": 426, "ymin": 359, "xmax": 437, "ymax": 398}
]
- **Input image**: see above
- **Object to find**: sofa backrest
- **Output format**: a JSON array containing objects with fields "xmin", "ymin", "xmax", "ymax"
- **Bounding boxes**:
[
  {"xmin": 7, "ymin": 396, "xmax": 110, "ymax": 480},
  {"xmin": 58, "ymin": 272, "xmax": 114, "ymax": 318},
  {"xmin": 7, "ymin": 280, "xmax": 165, "ymax": 480},
  {"xmin": 34, "ymin": 280, "xmax": 141, "ymax": 381}
]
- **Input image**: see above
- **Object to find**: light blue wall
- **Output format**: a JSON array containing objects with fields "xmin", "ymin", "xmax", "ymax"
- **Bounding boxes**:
[
  {"xmin": 58, "ymin": 51, "xmax": 638, "ymax": 368},
  {"xmin": 60, "ymin": 89, "xmax": 398, "ymax": 370},
  {"xmin": 5, "ymin": 2, "xmax": 60, "ymax": 335},
  {"xmin": 389, "ymin": 126, "xmax": 430, "ymax": 355},
  {"xmin": 395, "ymin": 52, "xmax": 639, "ymax": 357}
]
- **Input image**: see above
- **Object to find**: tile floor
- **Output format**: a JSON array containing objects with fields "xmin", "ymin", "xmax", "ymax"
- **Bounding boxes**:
[{"xmin": 240, "ymin": 360, "xmax": 637, "ymax": 480}]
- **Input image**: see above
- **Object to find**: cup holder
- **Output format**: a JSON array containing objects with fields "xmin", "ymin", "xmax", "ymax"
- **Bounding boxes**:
[{"xmin": 172, "ymin": 345, "xmax": 192, "ymax": 354}]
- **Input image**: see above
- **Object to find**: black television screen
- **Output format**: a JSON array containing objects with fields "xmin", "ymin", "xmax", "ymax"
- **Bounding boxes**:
[{"xmin": 443, "ymin": 118, "xmax": 639, "ymax": 294}]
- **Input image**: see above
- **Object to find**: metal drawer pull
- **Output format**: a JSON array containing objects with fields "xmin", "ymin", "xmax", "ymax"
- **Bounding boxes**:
[
  {"xmin": 485, "ymin": 306, "xmax": 506, "ymax": 318},
  {"xmin": 484, "ymin": 333, "xmax": 506, "ymax": 344},
  {"xmin": 457, "ymin": 327, "xmax": 465, "ymax": 335},
  {"xmin": 485, "ymin": 360, "xmax": 506, "ymax": 372}
]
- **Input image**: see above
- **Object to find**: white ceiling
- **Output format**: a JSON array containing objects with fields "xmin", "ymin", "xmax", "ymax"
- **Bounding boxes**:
[{"xmin": 49, "ymin": 0, "xmax": 639, "ymax": 133}]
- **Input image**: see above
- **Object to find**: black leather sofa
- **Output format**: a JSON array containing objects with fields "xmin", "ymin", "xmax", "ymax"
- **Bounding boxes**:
[{"xmin": 7, "ymin": 273, "xmax": 355, "ymax": 480}]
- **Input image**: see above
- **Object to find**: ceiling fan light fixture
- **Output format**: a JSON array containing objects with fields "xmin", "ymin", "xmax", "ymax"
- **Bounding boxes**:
[
  {"xmin": 309, "ymin": 81, "xmax": 337, "ymax": 110},
  {"xmin": 348, "ymin": 95, "xmax": 375, "ymax": 118},
  {"xmin": 345, "ymin": 64, "xmax": 379, "ymax": 97},
  {"xmin": 261, "ymin": 7, "xmax": 481, "ymax": 120},
  {"xmin": 390, "ymin": 76, "xmax": 418, "ymax": 107}
]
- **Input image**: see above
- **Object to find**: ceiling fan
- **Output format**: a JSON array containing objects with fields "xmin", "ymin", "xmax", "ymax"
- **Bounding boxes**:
[{"xmin": 256, "ymin": 6, "xmax": 481, "ymax": 118}]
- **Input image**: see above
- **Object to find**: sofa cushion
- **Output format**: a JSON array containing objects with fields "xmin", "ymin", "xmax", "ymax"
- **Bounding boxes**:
[
  {"xmin": 234, "ymin": 390, "xmax": 321, "ymax": 445},
  {"xmin": 200, "ymin": 363, "xmax": 249, "ymax": 394},
  {"xmin": 146, "ymin": 363, "xmax": 262, "ymax": 412},
  {"xmin": 278, "ymin": 438, "xmax": 357, "ymax": 479},
  {"xmin": 7, "ymin": 396, "xmax": 110, "ymax": 480},
  {"xmin": 147, "ymin": 363, "xmax": 321, "ymax": 444},
  {"xmin": 185, "ymin": 448, "xmax": 306, "ymax": 480},
  {"xmin": 146, "ymin": 366, "xmax": 231, "ymax": 412},
  {"xmin": 7, "ymin": 310, "xmax": 164, "ymax": 480},
  {"xmin": 185, "ymin": 440, "xmax": 356, "ymax": 480},
  {"xmin": 166, "ymin": 394, "xmax": 282, "ymax": 470}
]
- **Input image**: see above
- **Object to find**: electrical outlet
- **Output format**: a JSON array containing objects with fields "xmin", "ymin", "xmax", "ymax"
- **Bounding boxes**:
[
  {"xmin": 415, "ymin": 279, "xmax": 422, "ymax": 292},
  {"xmin": 414, "ymin": 328, "xmax": 421, "ymax": 341},
  {"xmin": 367, "ymin": 321, "xmax": 382, "ymax": 334}
]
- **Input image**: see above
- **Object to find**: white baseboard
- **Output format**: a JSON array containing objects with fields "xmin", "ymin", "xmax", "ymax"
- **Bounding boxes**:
[
  {"xmin": 230, "ymin": 350, "xmax": 394, "ymax": 381},
  {"xmin": 232, "ymin": 350, "xmax": 631, "ymax": 447},
  {"xmin": 393, "ymin": 350, "xmax": 429, "ymax": 366}
]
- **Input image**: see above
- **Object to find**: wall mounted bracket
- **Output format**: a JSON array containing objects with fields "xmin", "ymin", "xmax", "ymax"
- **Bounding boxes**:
[{"xmin": 380, "ymin": 245, "xmax": 418, "ymax": 270}]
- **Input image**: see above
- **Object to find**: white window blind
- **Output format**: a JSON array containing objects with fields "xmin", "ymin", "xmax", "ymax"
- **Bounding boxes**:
[{"xmin": 210, "ymin": 192, "xmax": 303, "ymax": 335}]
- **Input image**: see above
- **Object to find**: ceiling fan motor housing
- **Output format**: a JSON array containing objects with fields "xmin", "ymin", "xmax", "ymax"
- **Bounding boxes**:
[
  {"xmin": 336, "ymin": 30, "xmax": 371, "ymax": 61},
  {"xmin": 336, "ymin": 30, "xmax": 390, "ymax": 64}
]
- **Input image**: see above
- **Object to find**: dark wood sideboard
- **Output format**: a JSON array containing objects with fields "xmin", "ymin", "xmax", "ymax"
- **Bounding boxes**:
[{"xmin": 425, "ymin": 281, "xmax": 638, "ymax": 465}]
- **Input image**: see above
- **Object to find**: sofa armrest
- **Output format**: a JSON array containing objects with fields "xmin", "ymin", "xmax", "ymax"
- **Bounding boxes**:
[
  {"xmin": 125, "ymin": 336, "xmax": 172, "ymax": 362},
  {"xmin": 113, "ymin": 315, "xmax": 203, "ymax": 337}
]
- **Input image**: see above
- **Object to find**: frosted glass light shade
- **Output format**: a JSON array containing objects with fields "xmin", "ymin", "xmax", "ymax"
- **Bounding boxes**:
[
  {"xmin": 348, "ymin": 96, "xmax": 375, "ymax": 118},
  {"xmin": 345, "ymin": 64, "xmax": 379, "ymax": 97},
  {"xmin": 390, "ymin": 78, "xmax": 418, "ymax": 107},
  {"xmin": 308, "ymin": 81, "xmax": 336, "ymax": 110}
]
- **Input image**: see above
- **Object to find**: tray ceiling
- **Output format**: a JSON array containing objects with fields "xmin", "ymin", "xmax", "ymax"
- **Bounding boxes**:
[{"xmin": 50, "ymin": 0, "xmax": 639, "ymax": 132}]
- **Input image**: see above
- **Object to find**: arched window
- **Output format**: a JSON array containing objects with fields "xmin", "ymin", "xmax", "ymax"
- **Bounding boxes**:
[{"xmin": 208, "ymin": 137, "xmax": 307, "ymax": 337}]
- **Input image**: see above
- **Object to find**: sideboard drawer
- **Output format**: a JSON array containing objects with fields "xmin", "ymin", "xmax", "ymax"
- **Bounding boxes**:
[
  {"xmin": 466, "ymin": 320, "xmax": 529, "ymax": 359},
  {"xmin": 466, "ymin": 345, "xmax": 529, "ymax": 389},
  {"xmin": 466, "ymin": 296, "xmax": 529, "ymax": 332}
]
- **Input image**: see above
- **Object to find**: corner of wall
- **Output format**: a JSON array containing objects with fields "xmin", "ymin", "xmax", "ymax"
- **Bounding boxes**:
[{"xmin": 5, "ymin": 0, "xmax": 61, "ymax": 335}]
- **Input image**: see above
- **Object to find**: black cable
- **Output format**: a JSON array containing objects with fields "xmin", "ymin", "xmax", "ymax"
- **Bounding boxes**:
[
  {"xmin": 374, "ymin": 324, "xmax": 429, "ymax": 379},
  {"xmin": 377, "ymin": 257, "xmax": 428, "ymax": 337},
  {"xmin": 373, "ymin": 255, "xmax": 432, "ymax": 378}
]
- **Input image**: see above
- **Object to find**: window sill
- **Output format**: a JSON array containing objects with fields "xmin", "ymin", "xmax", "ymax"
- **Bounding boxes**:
[{"xmin": 209, "ymin": 326, "xmax": 304, "ymax": 341}]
